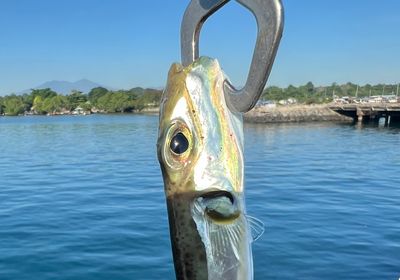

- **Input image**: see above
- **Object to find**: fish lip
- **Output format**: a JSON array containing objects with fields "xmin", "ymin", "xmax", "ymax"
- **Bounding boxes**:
[
  {"xmin": 198, "ymin": 190, "xmax": 235, "ymax": 204},
  {"xmin": 195, "ymin": 189, "xmax": 241, "ymax": 222}
]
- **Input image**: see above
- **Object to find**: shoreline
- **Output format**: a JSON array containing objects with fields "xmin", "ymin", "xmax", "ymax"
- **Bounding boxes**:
[
  {"xmin": 244, "ymin": 104, "xmax": 352, "ymax": 123},
  {"xmin": 1, "ymin": 104, "xmax": 353, "ymax": 123}
]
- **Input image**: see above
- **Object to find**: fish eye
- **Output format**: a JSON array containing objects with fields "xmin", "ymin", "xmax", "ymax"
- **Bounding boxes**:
[{"xmin": 170, "ymin": 132, "xmax": 189, "ymax": 155}]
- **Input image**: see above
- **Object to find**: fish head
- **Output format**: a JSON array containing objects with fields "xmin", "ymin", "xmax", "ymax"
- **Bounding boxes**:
[
  {"xmin": 157, "ymin": 56, "xmax": 244, "ymax": 220},
  {"xmin": 158, "ymin": 57, "xmax": 254, "ymax": 279}
]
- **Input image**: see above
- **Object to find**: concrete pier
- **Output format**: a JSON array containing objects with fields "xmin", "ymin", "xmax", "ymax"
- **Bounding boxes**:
[{"xmin": 329, "ymin": 103, "xmax": 400, "ymax": 125}]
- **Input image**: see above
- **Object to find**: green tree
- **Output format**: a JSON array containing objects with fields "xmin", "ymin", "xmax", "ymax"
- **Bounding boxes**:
[
  {"xmin": 111, "ymin": 92, "xmax": 131, "ymax": 112},
  {"xmin": 42, "ymin": 95, "xmax": 69, "ymax": 113},
  {"xmin": 96, "ymin": 91, "xmax": 137, "ymax": 113},
  {"xmin": 82, "ymin": 102, "xmax": 93, "ymax": 111},
  {"xmin": 262, "ymin": 86, "xmax": 284, "ymax": 101},
  {"xmin": 21, "ymin": 93, "xmax": 34, "ymax": 110},
  {"xmin": 305, "ymin": 81, "xmax": 315, "ymax": 95},
  {"xmin": 0, "ymin": 97, "xmax": 5, "ymax": 114},
  {"xmin": 31, "ymin": 88, "xmax": 57, "ymax": 99},
  {"xmin": 3, "ymin": 95, "xmax": 26, "ymax": 116},
  {"xmin": 88, "ymin": 87, "xmax": 109, "ymax": 104},
  {"xmin": 67, "ymin": 90, "xmax": 87, "ymax": 109},
  {"xmin": 33, "ymin": 96, "xmax": 46, "ymax": 114},
  {"xmin": 285, "ymin": 85, "xmax": 298, "ymax": 99},
  {"xmin": 96, "ymin": 92, "xmax": 109, "ymax": 112},
  {"xmin": 129, "ymin": 87, "xmax": 145, "ymax": 96},
  {"xmin": 343, "ymin": 82, "xmax": 357, "ymax": 96},
  {"xmin": 138, "ymin": 89, "xmax": 162, "ymax": 107}
]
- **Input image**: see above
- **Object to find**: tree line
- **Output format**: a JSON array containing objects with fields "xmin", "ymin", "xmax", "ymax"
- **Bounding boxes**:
[
  {"xmin": 262, "ymin": 82, "xmax": 399, "ymax": 104},
  {"xmin": 0, "ymin": 87, "xmax": 162, "ymax": 116},
  {"xmin": 1, "ymin": 82, "xmax": 398, "ymax": 116}
]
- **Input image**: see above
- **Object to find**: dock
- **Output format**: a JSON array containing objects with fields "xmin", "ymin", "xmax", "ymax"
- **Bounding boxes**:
[{"xmin": 329, "ymin": 103, "xmax": 400, "ymax": 124}]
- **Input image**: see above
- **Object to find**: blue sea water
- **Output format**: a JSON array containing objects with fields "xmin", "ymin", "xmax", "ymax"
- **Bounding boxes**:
[{"xmin": 0, "ymin": 115, "xmax": 399, "ymax": 280}]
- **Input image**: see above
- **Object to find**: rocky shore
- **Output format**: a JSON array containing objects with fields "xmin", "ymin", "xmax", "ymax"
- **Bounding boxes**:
[
  {"xmin": 2, "ymin": 104, "xmax": 354, "ymax": 123},
  {"xmin": 244, "ymin": 104, "xmax": 352, "ymax": 123}
]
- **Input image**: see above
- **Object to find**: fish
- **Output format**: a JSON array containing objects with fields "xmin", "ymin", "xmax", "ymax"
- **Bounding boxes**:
[{"xmin": 157, "ymin": 56, "xmax": 264, "ymax": 280}]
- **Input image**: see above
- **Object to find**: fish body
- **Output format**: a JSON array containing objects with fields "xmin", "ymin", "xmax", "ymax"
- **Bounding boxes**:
[{"xmin": 157, "ymin": 57, "xmax": 258, "ymax": 280}]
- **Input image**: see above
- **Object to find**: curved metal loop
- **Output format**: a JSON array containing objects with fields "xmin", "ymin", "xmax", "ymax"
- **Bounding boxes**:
[{"xmin": 181, "ymin": 0, "xmax": 284, "ymax": 112}]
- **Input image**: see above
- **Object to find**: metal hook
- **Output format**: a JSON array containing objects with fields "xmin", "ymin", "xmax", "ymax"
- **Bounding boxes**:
[{"xmin": 181, "ymin": 0, "xmax": 284, "ymax": 113}]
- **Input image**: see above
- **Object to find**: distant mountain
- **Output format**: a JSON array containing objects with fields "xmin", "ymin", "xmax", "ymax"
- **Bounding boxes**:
[{"xmin": 20, "ymin": 79, "xmax": 114, "ymax": 95}]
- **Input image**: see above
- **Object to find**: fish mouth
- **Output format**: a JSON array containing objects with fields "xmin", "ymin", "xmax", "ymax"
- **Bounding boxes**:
[{"xmin": 196, "ymin": 190, "xmax": 241, "ymax": 223}]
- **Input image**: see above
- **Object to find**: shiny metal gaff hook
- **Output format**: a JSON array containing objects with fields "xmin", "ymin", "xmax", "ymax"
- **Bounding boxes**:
[{"xmin": 181, "ymin": 0, "xmax": 284, "ymax": 113}]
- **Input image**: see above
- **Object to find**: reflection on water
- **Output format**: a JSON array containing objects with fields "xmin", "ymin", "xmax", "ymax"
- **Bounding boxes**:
[{"xmin": 0, "ymin": 115, "xmax": 399, "ymax": 280}]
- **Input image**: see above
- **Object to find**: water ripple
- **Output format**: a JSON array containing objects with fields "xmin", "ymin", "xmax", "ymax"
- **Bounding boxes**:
[{"xmin": 0, "ymin": 116, "xmax": 399, "ymax": 279}]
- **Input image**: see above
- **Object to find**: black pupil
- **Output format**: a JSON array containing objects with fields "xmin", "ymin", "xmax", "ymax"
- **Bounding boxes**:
[{"xmin": 170, "ymin": 133, "xmax": 189, "ymax": 155}]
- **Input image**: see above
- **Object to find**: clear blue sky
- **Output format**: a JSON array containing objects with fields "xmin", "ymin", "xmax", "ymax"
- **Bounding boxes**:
[{"xmin": 0, "ymin": 0, "xmax": 399, "ymax": 95}]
